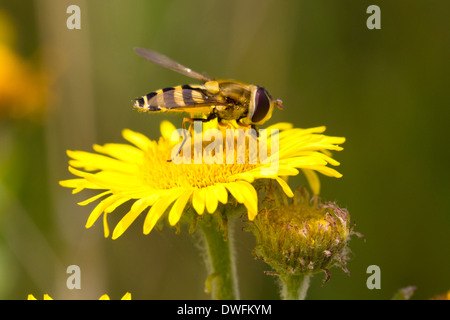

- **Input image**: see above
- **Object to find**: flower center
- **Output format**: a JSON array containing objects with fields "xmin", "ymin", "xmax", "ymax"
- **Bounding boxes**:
[{"xmin": 141, "ymin": 138, "xmax": 258, "ymax": 189}]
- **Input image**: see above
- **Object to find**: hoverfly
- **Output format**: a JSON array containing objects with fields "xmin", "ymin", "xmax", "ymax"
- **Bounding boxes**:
[{"xmin": 133, "ymin": 48, "xmax": 283, "ymax": 159}]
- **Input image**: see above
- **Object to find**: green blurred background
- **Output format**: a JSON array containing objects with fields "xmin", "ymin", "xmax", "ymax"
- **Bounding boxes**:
[{"xmin": 0, "ymin": 0, "xmax": 448, "ymax": 300}]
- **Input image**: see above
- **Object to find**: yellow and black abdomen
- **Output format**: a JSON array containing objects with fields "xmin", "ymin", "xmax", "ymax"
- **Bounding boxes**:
[{"xmin": 134, "ymin": 85, "xmax": 217, "ymax": 114}]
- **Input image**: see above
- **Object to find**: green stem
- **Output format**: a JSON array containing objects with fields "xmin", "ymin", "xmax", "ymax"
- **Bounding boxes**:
[
  {"xmin": 279, "ymin": 274, "xmax": 311, "ymax": 300},
  {"xmin": 198, "ymin": 214, "xmax": 239, "ymax": 300}
]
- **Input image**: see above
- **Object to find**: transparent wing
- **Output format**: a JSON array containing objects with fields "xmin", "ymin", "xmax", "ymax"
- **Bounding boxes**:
[
  {"xmin": 148, "ymin": 88, "xmax": 216, "ymax": 109},
  {"xmin": 134, "ymin": 47, "xmax": 212, "ymax": 82}
]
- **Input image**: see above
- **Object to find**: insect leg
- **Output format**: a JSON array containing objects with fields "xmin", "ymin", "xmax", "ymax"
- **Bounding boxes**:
[
  {"xmin": 251, "ymin": 124, "xmax": 260, "ymax": 138},
  {"xmin": 218, "ymin": 119, "xmax": 233, "ymax": 130},
  {"xmin": 236, "ymin": 119, "xmax": 259, "ymax": 138},
  {"xmin": 167, "ymin": 118, "xmax": 191, "ymax": 162}
]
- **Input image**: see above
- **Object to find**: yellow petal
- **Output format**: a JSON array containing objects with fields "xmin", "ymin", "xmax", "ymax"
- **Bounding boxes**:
[
  {"xmin": 27, "ymin": 294, "xmax": 36, "ymax": 300},
  {"xmin": 168, "ymin": 190, "xmax": 193, "ymax": 226},
  {"xmin": 241, "ymin": 165, "xmax": 298, "ymax": 179},
  {"xmin": 228, "ymin": 172, "xmax": 255, "ymax": 183},
  {"xmin": 297, "ymin": 151, "xmax": 341, "ymax": 166},
  {"xmin": 67, "ymin": 166, "xmax": 91, "ymax": 178},
  {"xmin": 70, "ymin": 169, "xmax": 143, "ymax": 191},
  {"xmin": 235, "ymin": 181, "xmax": 258, "ymax": 220},
  {"xmin": 103, "ymin": 209, "xmax": 111, "ymax": 238},
  {"xmin": 271, "ymin": 165, "xmax": 299, "ymax": 176},
  {"xmin": 122, "ymin": 128, "xmax": 153, "ymax": 151},
  {"xmin": 213, "ymin": 184, "xmax": 228, "ymax": 204},
  {"xmin": 93, "ymin": 143, "xmax": 143, "ymax": 163},
  {"xmin": 301, "ymin": 169, "xmax": 320, "ymax": 195},
  {"xmin": 225, "ymin": 182, "xmax": 244, "ymax": 203},
  {"xmin": 323, "ymin": 136, "xmax": 346, "ymax": 145},
  {"xmin": 86, "ymin": 195, "xmax": 122, "ymax": 228},
  {"xmin": 121, "ymin": 292, "xmax": 132, "ymax": 300},
  {"xmin": 160, "ymin": 120, "xmax": 178, "ymax": 141},
  {"xmin": 143, "ymin": 189, "xmax": 184, "ymax": 234},
  {"xmin": 99, "ymin": 294, "xmax": 110, "ymax": 300},
  {"xmin": 295, "ymin": 126, "xmax": 327, "ymax": 135},
  {"xmin": 59, "ymin": 178, "xmax": 103, "ymax": 193},
  {"xmin": 59, "ymin": 178, "xmax": 82, "ymax": 188},
  {"xmin": 104, "ymin": 197, "xmax": 130, "ymax": 214},
  {"xmin": 265, "ymin": 122, "xmax": 293, "ymax": 131},
  {"xmin": 302, "ymin": 165, "xmax": 343, "ymax": 178},
  {"xmin": 68, "ymin": 167, "xmax": 141, "ymax": 191},
  {"xmin": 77, "ymin": 191, "xmax": 111, "ymax": 206},
  {"xmin": 282, "ymin": 156, "xmax": 328, "ymax": 168},
  {"xmin": 192, "ymin": 188, "xmax": 206, "ymax": 215},
  {"xmin": 113, "ymin": 196, "xmax": 158, "ymax": 239},
  {"xmin": 205, "ymin": 186, "xmax": 219, "ymax": 214},
  {"xmin": 67, "ymin": 150, "xmax": 138, "ymax": 173},
  {"xmin": 275, "ymin": 177, "xmax": 294, "ymax": 198}
]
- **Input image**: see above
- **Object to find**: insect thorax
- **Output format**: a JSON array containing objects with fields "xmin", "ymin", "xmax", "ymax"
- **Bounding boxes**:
[{"xmin": 213, "ymin": 80, "xmax": 252, "ymax": 120}]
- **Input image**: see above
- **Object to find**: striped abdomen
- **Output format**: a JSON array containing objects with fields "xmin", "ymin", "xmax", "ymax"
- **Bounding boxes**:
[{"xmin": 134, "ymin": 85, "xmax": 218, "ymax": 112}]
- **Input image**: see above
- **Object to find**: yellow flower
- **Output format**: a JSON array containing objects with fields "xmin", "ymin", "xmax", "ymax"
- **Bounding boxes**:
[
  {"xmin": 27, "ymin": 292, "xmax": 131, "ymax": 300},
  {"xmin": 27, "ymin": 294, "xmax": 53, "ymax": 300},
  {"xmin": 99, "ymin": 292, "xmax": 132, "ymax": 300},
  {"xmin": 0, "ymin": 11, "xmax": 48, "ymax": 120},
  {"xmin": 59, "ymin": 121, "xmax": 344, "ymax": 239}
]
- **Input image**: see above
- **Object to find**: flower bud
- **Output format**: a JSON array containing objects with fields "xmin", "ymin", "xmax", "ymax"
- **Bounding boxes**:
[{"xmin": 248, "ymin": 184, "xmax": 357, "ymax": 282}]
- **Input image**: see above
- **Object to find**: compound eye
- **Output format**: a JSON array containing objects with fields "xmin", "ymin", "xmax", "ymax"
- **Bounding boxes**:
[{"xmin": 251, "ymin": 87, "xmax": 271, "ymax": 123}]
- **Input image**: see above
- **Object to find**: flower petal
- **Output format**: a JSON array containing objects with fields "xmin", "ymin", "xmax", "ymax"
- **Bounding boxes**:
[
  {"xmin": 104, "ymin": 197, "xmax": 130, "ymax": 214},
  {"xmin": 77, "ymin": 191, "xmax": 111, "ymax": 206},
  {"xmin": 67, "ymin": 150, "xmax": 138, "ymax": 173},
  {"xmin": 67, "ymin": 166, "xmax": 144, "ymax": 190},
  {"xmin": 301, "ymin": 165, "xmax": 343, "ymax": 178},
  {"xmin": 275, "ymin": 177, "xmax": 294, "ymax": 198},
  {"xmin": 121, "ymin": 292, "xmax": 132, "ymax": 300},
  {"xmin": 235, "ymin": 181, "xmax": 258, "ymax": 220},
  {"xmin": 160, "ymin": 120, "xmax": 178, "ymax": 141},
  {"xmin": 168, "ymin": 190, "xmax": 193, "ymax": 226},
  {"xmin": 205, "ymin": 186, "xmax": 219, "ymax": 214},
  {"xmin": 282, "ymin": 156, "xmax": 328, "ymax": 167},
  {"xmin": 248, "ymin": 164, "xmax": 299, "ymax": 178},
  {"xmin": 59, "ymin": 178, "xmax": 104, "ymax": 194},
  {"xmin": 265, "ymin": 122, "xmax": 293, "ymax": 131},
  {"xmin": 227, "ymin": 172, "xmax": 255, "ymax": 183},
  {"xmin": 112, "ymin": 196, "xmax": 158, "ymax": 239},
  {"xmin": 213, "ymin": 184, "xmax": 228, "ymax": 204},
  {"xmin": 143, "ymin": 189, "xmax": 184, "ymax": 234},
  {"xmin": 103, "ymin": 210, "xmax": 110, "ymax": 238},
  {"xmin": 225, "ymin": 182, "xmax": 244, "ymax": 204},
  {"xmin": 86, "ymin": 195, "xmax": 122, "ymax": 229},
  {"xmin": 93, "ymin": 143, "xmax": 143, "ymax": 163},
  {"xmin": 192, "ymin": 188, "xmax": 206, "ymax": 215},
  {"xmin": 122, "ymin": 129, "xmax": 153, "ymax": 151},
  {"xmin": 301, "ymin": 169, "xmax": 320, "ymax": 195}
]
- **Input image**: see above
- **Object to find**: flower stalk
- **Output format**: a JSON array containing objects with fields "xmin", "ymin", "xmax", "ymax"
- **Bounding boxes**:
[
  {"xmin": 279, "ymin": 274, "xmax": 311, "ymax": 300},
  {"xmin": 197, "ymin": 210, "xmax": 239, "ymax": 300}
]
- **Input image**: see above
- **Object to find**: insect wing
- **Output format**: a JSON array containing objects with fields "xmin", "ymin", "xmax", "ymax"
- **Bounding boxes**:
[{"xmin": 134, "ymin": 48, "xmax": 212, "ymax": 82}]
